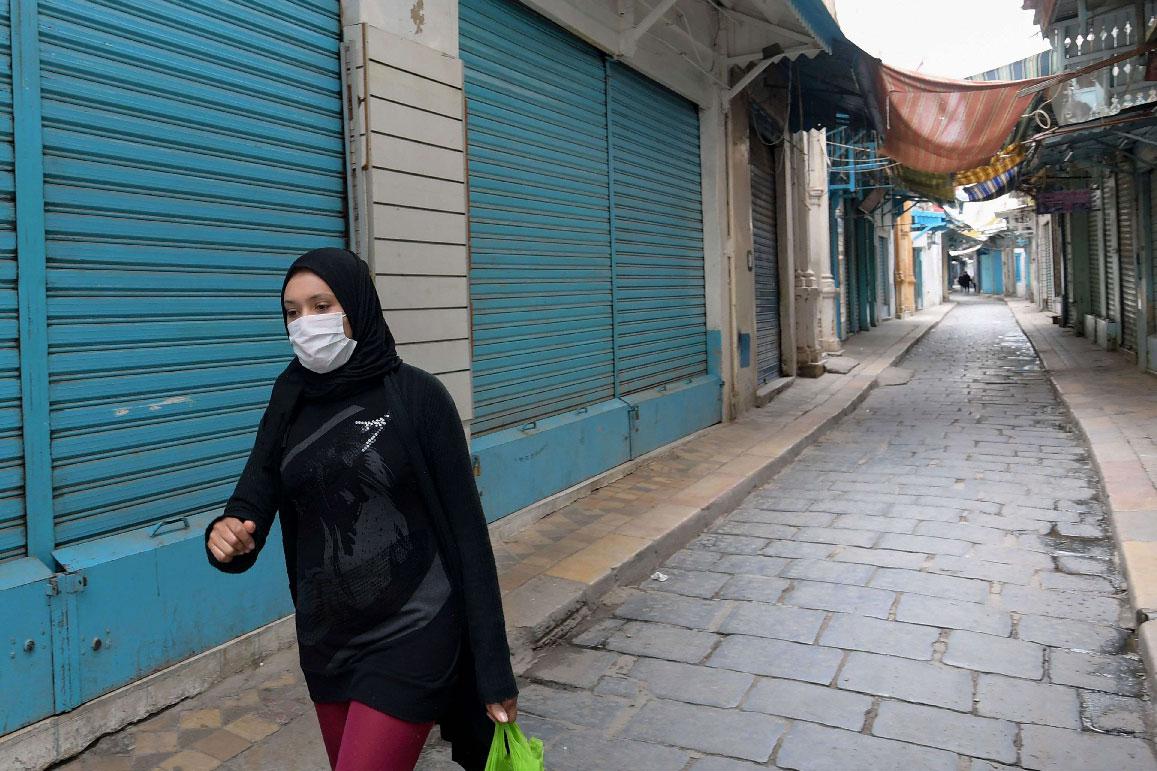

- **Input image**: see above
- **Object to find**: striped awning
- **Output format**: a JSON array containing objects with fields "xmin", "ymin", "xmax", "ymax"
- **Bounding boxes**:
[{"xmin": 876, "ymin": 64, "xmax": 1047, "ymax": 174}]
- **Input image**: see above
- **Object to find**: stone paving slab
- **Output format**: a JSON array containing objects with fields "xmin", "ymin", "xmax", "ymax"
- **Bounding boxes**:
[
  {"xmin": 4, "ymin": 307, "xmax": 955, "ymax": 770},
  {"xmin": 43, "ymin": 298, "xmax": 1157, "ymax": 771},
  {"xmin": 1008, "ymin": 299, "xmax": 1157, "ymax": 685},
  {"xmin": 510, "ymin": 297, "xmax": 1155, "ymax": 770}
]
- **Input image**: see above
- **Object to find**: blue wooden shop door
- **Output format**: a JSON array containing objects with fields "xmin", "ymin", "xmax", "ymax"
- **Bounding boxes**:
[{"xmin": 0, "ymin": 0, "xmax": 347, "ymax": 731}]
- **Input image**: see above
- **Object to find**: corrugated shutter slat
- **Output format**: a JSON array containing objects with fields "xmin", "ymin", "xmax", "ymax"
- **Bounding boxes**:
[
  {"xmin": 608, "ymin": 62, "xmax": 706, "ymax": 396},
  {"xmin": 750, "ymin": 135, "xmax": 780, "ymax": 382},
  {"xmin": 461, "ymin": 0, "xmax": 614, "ymax": 435},
  {"xmin": 42, "ymin": 0, "xmax": 347, "ymax": 546},
  {"xmin": 1104, "ymin": 176, "xmax": 1120, "ymax": 321},
  {"xmin": 0, "ymin": 3, "xmax": 22, "ymax": 564},
  {"xmin": 1118, "ymin": 171, "xmax": 1139, "ymax": 352},
  {"xmin": 1090, "ymin": 187, "xmax": 1103, "ymax": 317}
]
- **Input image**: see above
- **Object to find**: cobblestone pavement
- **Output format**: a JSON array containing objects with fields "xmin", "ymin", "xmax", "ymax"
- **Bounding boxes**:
[{"xmin": 512, "ymin": 297, "xmax": 1157, "ymax": 770}]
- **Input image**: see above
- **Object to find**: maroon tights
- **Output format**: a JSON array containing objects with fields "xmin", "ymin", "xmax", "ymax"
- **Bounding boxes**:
[{"xmin": 314, "ymin": 700, "xmax": 434, "ymax": 771}]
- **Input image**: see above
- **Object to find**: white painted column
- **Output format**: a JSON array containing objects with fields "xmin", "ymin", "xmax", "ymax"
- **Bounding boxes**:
[
  {"xmin": 341, "ymin": 1, "xmax": 473, "ymax": 424},
  {"xmin": 806, "ymin": 130, "xmax": 839, "ymax": 353},
  {"xmin": 789, "ymin": 132, "xmax": 822, "ymax": 377}
]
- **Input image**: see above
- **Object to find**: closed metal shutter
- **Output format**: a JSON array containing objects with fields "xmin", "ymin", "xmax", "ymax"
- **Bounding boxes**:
[
  {"xmin": 1152, "ymin": 172, "xmax": 1157, "ymax": 329},
  {"xmin": 1039, "ymin": 215, "xmax": 1053, "ymax": 309},
  {"xmin": 1104, "ymin": 174, "xmax": 1120, "ymax": 321},
  {"xmin": 41, "ymin": 0, "xmax": 347, "ymax": 546},
  {"xmin": 1090, "ymin": 188, "xmax": 1103, "ymax": 317},
  {"xmin": 840, "ymin": 206, "xmax": 852, "ymax": 334},
  {"xmin": 847, "ymin": 210, "xmax": 859, "ymax": 333},
  {"xmin": 607, "ymin": 62, "xmax": 706, "ymax": 395},
  {"xmin": 878, "ymin": 234, "xmax": 889, "ymax": 313},
  {"xmin": 1064, "ymin": 215, "xmax": 1075, "ymax": 324},
  {"xmin": 1118, "ymin": 171, "xmax": 1139, "ymax": 351},
  {"xmin": 0, "ymin": 3, "xmax": 22, "ymax": 565},
  {"xmin": 749, "ymin": 131, "xmax": 780, "ymax": 382},
  {"xmin": 460, "ymin": 0, "xmax": 614, "ymax": 434}
]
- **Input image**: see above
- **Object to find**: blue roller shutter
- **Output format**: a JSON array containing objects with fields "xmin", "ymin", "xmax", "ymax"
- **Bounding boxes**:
[
  {"xmin": 460, "ymin": 0, "xmax": 718, "ymax": 518},
  {"xmin": 607, "ymin": 62, "xmax": 707, "ymax": 395},
  {"xmin": 460, "ymin": 0, "xmax": 614, "ymax": 435},
  {"xmin": 750, "ymin": 134, "xmax": 781, "ymax": 383},
  {"xmin": 0, "ymin": 3, "xmax": 23, "ymax": 566},
  {"xmin": 38, "ymin": 0, "xmax": 346, "ymax": 546}
]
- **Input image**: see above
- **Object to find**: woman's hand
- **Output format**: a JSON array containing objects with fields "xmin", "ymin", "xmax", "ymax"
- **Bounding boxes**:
[
  {"xmin": 486, "ymin": 697, "xmax": 518, "ymax": 724},
  {"xmin": 207, "ymin": 517, "xmax": 257, "ymax": 563}
]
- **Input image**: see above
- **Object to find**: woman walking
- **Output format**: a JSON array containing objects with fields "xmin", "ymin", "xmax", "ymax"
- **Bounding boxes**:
[{"xmin": 205, "ymin": 248, "xmax": 517, "ymax": 771}]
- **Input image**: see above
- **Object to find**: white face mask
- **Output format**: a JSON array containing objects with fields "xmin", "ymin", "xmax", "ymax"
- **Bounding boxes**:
[{"xmin": 287, "ymin": 312, "xmax": 357, "ymax": 374}]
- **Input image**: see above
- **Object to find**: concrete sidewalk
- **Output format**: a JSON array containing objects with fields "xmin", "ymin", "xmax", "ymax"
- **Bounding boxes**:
[
  {"xmin": 1008, "ymin": 299, "xmax": 1157, "ymax": 682},
  {"xmin": 26, "ymin": 302, "xmax": 954, "ymax": 771}
]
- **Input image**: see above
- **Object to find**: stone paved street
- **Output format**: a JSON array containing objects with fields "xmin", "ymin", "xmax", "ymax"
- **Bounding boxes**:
[{"xmin": 511, "ymin": 297, "xmax": 1157, "ymax": 770}]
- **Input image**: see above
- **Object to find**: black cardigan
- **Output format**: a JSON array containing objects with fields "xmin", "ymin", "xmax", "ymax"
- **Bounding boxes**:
[{"xmin": 205, "ymin": 363, "xmax": 518, "ymax": 711}]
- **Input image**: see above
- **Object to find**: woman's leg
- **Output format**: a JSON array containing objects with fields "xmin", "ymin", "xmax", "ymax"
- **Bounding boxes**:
[
  {"xmin": 314, "ymin": 701, "xmax": 352, "ymax": 770},
  {"xmin": 334, "ymin": 700, "xmax": 434, "ymax": 771}
]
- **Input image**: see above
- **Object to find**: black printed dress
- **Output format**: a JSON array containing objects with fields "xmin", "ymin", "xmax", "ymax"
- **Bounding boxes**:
[{"xmin": 279, "ymin": 383, "xmax": 461, "ymax": 722}]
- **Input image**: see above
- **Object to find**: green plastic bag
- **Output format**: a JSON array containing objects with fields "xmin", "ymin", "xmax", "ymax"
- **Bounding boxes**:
[{"xmin": 484, "ymin": 722, "xmax": 545, "ymax": 771}]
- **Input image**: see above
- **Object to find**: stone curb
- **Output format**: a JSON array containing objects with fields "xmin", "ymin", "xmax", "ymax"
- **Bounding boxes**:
[
  {"xmin": 1004, "ymin": 299, "xmax": 1157, "ymax": 685},
  {"xmin": 504, "ymin": 302, "xmax": 958, "ymax": 664}
]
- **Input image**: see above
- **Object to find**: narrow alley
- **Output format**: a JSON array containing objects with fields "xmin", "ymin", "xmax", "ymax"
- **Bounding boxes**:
[{"xmin": 511, "ymin": 296, "xmax": 1155, "ymax": 770}]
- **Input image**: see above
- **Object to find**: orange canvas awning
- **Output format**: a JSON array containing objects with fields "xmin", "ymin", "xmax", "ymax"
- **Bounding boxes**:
[{"xmin": 875, "ymin": 64, "xmax": 1047, "ymax": 174}]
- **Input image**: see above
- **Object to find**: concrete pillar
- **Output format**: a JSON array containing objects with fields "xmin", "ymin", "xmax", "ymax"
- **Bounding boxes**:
[
  {"xmin": 725, "ymin": 97, "xmax": 757, "ymax": 414},
  {"xmin": 341, "ymin": 0, "xmax": 474, "ymax": 423},
  {"xmin": 805, "ymin": 131, "xmax": 840, "ymax": 354},
  {"xmin": 704, "ymin": 88, "xmax": 739, "ymax": 418},
  {"xmin": 1003, "ymin": 244, "xmax": 1018, "ymax": 299},
  {"xmin": 791, "ymin": 131, "xmax": 823, "ymax": 378},
  {"xmin": 777, "ymin": 129, "xmax": 799, "ymax": 377},
  {"xmin": 894, "ymin": 209, "xmax": 916, "ymax": 316}
]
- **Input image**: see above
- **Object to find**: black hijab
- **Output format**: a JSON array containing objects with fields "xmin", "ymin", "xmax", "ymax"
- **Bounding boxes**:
[{"xmin": 282, "ymin": 248, "xmax": 402, "ymax": 400}]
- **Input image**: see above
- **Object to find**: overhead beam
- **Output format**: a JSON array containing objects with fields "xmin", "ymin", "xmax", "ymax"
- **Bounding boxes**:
[
  {"xmin": 751, "ymin": 3, "xmax": 816, "ymax": 46},
  {"xmin": 727, "ymin": 56, "xmax": 777, "ymax": 100},
  {"xmin": 620, "ymin": 0, "xmax": 680, "ymax": 55},
  {"xmin": 726, "ymin": 42, "xmax": 817, "ymax": 71}
]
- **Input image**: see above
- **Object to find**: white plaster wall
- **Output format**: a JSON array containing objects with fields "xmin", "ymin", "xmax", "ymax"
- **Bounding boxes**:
[
  {"xmin": 341, "ymin": 0, "xmax": 819, "ymax": 423},
  {"xmin": 344, "ymin": 0, "xmax": 459, "ymax": 55},
  {"xmin": 919, "ymin": 234, "xmax": 944, "ymax": 309},
  {"xmin": 341, "ymin": 3, "xmax": 474, "ymax": 422}
]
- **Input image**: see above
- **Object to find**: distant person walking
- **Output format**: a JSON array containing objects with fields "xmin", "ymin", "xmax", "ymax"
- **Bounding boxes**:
[
  {"xmin": 205, "ymin": 248, "xmax": 517, "ymax": 770},
  {"xmin": 958, "ymin": 271, "xmax": 973, "ymax": 294}
]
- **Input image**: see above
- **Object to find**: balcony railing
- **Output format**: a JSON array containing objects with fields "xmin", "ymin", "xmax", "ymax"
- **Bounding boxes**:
[
  {"xmin": 827, "ymin": 124, "xmax": 891, "ymax": 194},
  {"xmin": 1051, "ymin": 2, "xmax": 1157, "ymax": 124}
]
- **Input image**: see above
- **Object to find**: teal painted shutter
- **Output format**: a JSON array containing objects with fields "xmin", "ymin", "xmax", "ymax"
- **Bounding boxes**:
[
  {"xmin": 914, "ymin": 248, "xmax": 923, "ymax": 309},
  {"xmin": 607, "ymin": 62, "xmax": 706, "ymax": 395},
  {"xmin": 460, "ymin": 0, "xmax": 614, "ymax": 435},
  {"xmin": 749, "ymin": 135, "xmax": 780, "ymax": 383},
  {"xmin": 0, "ymin": 2, "xmax": 22, "ymax": 565},
  {"xmin": 39, "ymin": 0, "xmax": 346, "ymax": 546},
  {"xmin": 846, "ymin": 208, "xmax": 860, "ymax": 333}
]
